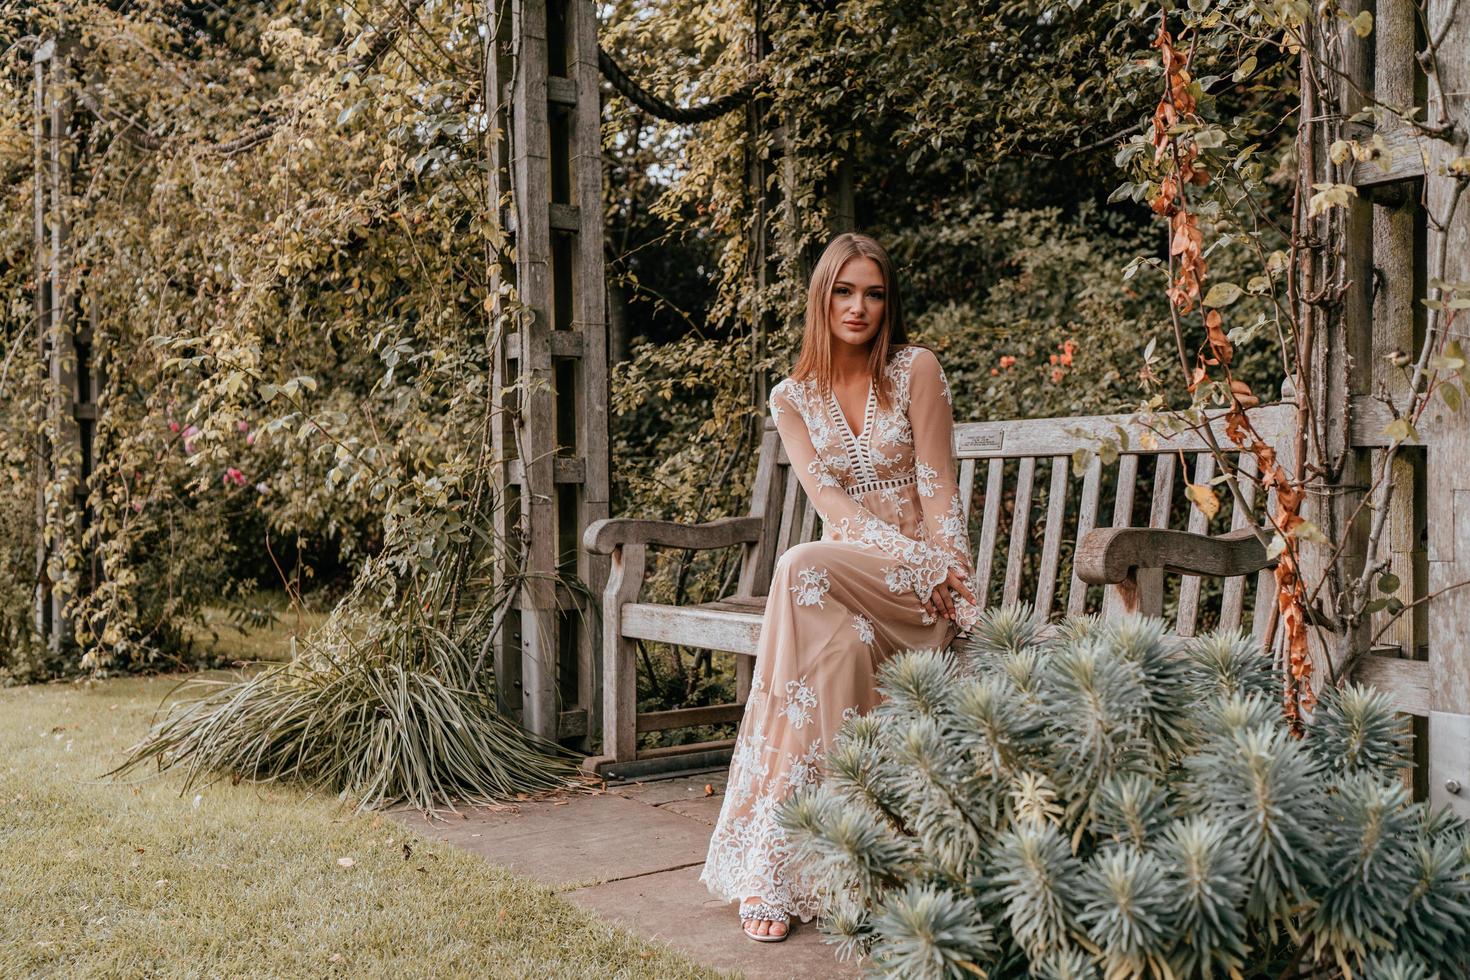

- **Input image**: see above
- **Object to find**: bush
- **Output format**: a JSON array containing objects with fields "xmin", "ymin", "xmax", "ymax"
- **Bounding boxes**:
[
  {"xmin": 109, "ymin": 567, "xmax": 579, "ymax": 813},
  {"xmin": 778, "ymin": 608, "xmax": 1470, "ymax": 978}
]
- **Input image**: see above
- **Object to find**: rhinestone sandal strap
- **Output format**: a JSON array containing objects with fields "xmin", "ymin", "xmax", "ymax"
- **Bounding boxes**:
[{"xmin": 739, "ymin": 902, "xmax": 790, "ymax": 923}]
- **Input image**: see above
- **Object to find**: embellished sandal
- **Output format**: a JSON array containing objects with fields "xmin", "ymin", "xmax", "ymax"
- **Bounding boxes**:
[{"xmin": 739, "ymin": 901, "xmax": 791, "ymax": 943}]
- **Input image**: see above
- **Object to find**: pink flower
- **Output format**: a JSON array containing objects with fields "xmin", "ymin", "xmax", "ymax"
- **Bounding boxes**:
[
  {"xmin": 184, "ymin": 425, "xmax": 199, "ymax": 438},
  {"xmin": 237, "ymin": 421, "xmax": 250, "ymax": 433},
  {"xmin": 183, "ymin": 441, "xmax": 195, "ymax": 454},
  {"xmin": 245, "ymin": 432, "xmax": 256, "ymax": 446},
  {"xmin": 132, "ymin": 500, "xmax": 144, "ymax": 513},
  {"xmin": 223, "ymin": 467, "xmax": 246, "ymax": 487},
  {"xmin": 998, "ymin": 355, "xmax": 1017, "ymax": 370},
  {"xmin": 168, "ymin": 421, "xmax": 181, "ymax": 434},
  {"xmin": 255, "ymin": 482, "xmax": 270, "ymax": 495}
]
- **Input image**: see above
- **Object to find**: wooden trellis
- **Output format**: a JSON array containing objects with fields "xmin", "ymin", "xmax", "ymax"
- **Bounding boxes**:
[
  {"xmin": 487, "ymin": 0, "xmax": 609, "ymax": 745},
  {"xmin": 1326, "ymin": 0, "xmax": 1470, "ymax": 817}
]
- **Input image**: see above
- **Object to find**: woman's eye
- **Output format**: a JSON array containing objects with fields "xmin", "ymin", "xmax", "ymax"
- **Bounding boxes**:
[{"xmin": 833, "ymin": 287, "xmax": 849, "ymax": 296}]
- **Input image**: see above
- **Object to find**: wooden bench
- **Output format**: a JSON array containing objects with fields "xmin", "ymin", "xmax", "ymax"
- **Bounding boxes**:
[{"xmin": 580, "ymin": 401, "xmax": 1404, "ymax": 778}]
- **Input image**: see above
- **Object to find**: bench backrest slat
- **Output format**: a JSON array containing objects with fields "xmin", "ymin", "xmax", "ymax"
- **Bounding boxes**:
[
  {"xmin": 740, "ymin": 403, "xmax": 1296, "ymax": 639},
  {"xmin": 1002, "ymin": 457, "xmax": 1038, "ymax": 608},
  {"xmin": 1175, "ymin": 452, "xmax": 1219, "ymax": 637},
  {"xmin": 798, "ymin": 498, "xmax": 819, "ymax": 545},
  {"xmin": 1035, "ymin": 457, "xmax": 1070, "ymax": 618},
  {"xmin": 1068, "ymin": 456, "xmax": 1104, "ymax": 617},
  {"xmin": 774, "ymin": 472, "xmax": 802, "ymax": 560},
  {"xmin": 974, "ymin": 458, "xmax": 1006, "ymax": 603},
  {"xmin": 1219, "ymin": 452, "xmax": 1260, "ymax": 631}
]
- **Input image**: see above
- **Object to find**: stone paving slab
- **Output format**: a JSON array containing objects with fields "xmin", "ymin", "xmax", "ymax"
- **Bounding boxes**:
[
  {"xmin": 393, "ymin": 792, "xmax": 711, "ymax": 887},
  {"xmin": 564, "ymin": 863, "xmax": 859, "ymax": 980},
  {"xmin": 392, "ymin": 772, "xmax": 858, "ymax": 978},
  {"xmin": 660, "ymin": 795, "xmax": 725, "ymax": 825},
  {"xmin": 610, "ymin": 772, "xmax": 728, "ymax": 807}
]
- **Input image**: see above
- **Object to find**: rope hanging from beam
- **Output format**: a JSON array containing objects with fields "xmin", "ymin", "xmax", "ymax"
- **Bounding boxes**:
[{"xmin": 597, "ymin": 46, "xmax": 757, "ymax": 124}]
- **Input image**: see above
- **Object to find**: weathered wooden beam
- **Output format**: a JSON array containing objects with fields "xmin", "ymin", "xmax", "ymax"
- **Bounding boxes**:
[
  {"xmin": 621, "ymin": 602, "xmax": 764, "ymax": 656},
  {"xmin": 507, "ymin": 456, "xmax": 585, "ymax": 485},
  {"xmin": 583, "ymin": 515, "xmax": 763, "ymax": 554},
  {"xmin": 1355, "ymin": 652, "xmax": 1429, "ymax": 716},
  {"xmin": 1349, "ymin": 126, "xmax": 1429, "ymax": 189},
  {"xmin": 1423, "ymin": 0, "xmax": 1470, "ymax": 820},
  {"xmin": 599, "ymin": 541, "xmax": 644, "ymax": 765},
  {"xmin": 944, "ymin": 404, "xmax": 1297, "ymax": 460},
  {"xmin": 508, "ymin": 0, "xmax": 559, "ymax": 738},
  {"xmin": 1319, "ymin": 0, "xmax": 1376, "ymax": 691},
  {"xmin": 636, "ymin": 703, "xmax": 745, "ymax": 733},
  {"xmin": 1368, "ymin": 0, "xmax": 1424, "ymax": 779},
  {"xmin": 568, "ymin": 0, "xmax": 610, "ymax": 754}
]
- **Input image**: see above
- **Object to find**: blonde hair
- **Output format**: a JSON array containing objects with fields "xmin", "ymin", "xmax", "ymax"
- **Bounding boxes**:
[{"xmin": 790, "ymin": 233, "xmax": 910, "ymax": 412}]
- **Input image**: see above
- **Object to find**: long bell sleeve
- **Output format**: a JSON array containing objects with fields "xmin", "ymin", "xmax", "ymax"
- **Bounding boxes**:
[
  {"xmin": 908, "ymin": 349, "xmax": 980, "ymax": 633},
  {"xmin": 769, "ymin": 381, "xmax": 952, "ymax": 606}
]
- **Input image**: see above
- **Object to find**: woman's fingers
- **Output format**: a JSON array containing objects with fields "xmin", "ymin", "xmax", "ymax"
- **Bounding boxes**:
[{"xmin": 950, "ymin": 570, "xmax": 977, "ymax": 606}]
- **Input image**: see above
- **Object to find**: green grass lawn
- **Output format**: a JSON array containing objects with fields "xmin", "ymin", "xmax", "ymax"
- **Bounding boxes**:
[
  {"xmin": 184, "ymin": 595, "xmax": 332, "ymax": 664},
  {"xmin": 0, "ymin": 675, "xmax": 722, "ymax": 979}
]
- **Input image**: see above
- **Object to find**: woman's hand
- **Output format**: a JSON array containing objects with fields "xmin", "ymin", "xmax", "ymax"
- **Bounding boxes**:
[{"xmin": 924, "ymin": 567, "xmax": 977, "ymax": 623}]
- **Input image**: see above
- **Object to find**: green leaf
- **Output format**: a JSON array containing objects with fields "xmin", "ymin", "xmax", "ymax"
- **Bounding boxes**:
[
  {"xmin": 1232, "ymin": 55, "xmax": 1258, "ymax": 82},
  {"xmin": 1294, "ymin": 520, "xmax": 1330, "ymax": 545},
  {"xmin": 1202, "ymin": 282, "xmax": 1243, "ymax": 308},
  {"xmin": 1378, "ymin": 572, "xmax": 1401, "ymax": 595},
  {"xmin": 1381, "ymin": 417, "xmax": 1419, "ymax": 443},
  {"xmin": 1441, "ymin": 383, "xmax": 1462, "ymax": 413},
  {"xmin": 1307, "ymin": 183, "xmax": 1358, "ymax": 217}
]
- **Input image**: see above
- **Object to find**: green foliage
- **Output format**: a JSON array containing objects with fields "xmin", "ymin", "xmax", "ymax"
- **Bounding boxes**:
[
  {"xmin": 1, "ymin": 0, "xmax": 517, "ymax": 672},
  {"xmin": 779, "ymin": 611, "xmax": 1470, "ymax": 978}
]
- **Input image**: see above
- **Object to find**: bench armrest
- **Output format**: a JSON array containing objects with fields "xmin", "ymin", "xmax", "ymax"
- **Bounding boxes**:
[
  {"xmin": 583, "ymin": 515, "xmax": 763, "ymax": 555},
  {"xmin": 1075, "ymin": 527, "xmax": 1272, "ymax": 585}
]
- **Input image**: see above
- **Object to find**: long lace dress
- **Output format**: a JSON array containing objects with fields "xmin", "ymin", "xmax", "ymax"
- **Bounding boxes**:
[{"xmin": 699, "ymin": 344, "xmax": 981, "ymax": 921}]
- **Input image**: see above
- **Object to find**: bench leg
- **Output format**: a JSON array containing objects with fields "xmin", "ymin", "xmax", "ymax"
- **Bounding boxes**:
[
  {"xmin": 1109, "ymin": 566, "xmax": 1164, "ymax": 619},
  {"xmin": 601, "ymin": 543, "xmax": 645, "ymax": 765},
  {"xmin": 736, "ymin": 653, "xmax": 754, "ymax": 705}
]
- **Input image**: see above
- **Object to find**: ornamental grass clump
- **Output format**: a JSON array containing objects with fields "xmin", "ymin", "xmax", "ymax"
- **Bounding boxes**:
[
  {"xmin": 110, "ymin": 586, "xmax": 578, "ymax": 813},
  {"xmin": 778, "ymin": 607, "xmax": 1470, "ymax": 979}
]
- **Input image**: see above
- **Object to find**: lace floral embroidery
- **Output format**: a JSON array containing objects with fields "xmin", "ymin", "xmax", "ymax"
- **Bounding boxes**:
[
  {"xmin": 916, "ymin": 460, "xmax": 939, "ymax": 497},
  {"xmin": 789, "ymin": 567, "xmax": 831, "ymax": 607},
  {"xmin": 852, "ymin": 614, "xmax": 876, "ymax": 647},
  {"xmin": 782, "ymin": 677, "xmax": 818, "ymax": 729}
]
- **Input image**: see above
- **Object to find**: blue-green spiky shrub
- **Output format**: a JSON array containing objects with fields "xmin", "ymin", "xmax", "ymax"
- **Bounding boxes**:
[{"xmin": 777, "ymin": 608, "xmax": 1470, "ymax": 979}]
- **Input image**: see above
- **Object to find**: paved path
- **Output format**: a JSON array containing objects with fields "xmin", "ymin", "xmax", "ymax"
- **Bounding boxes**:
[{"xmin": 392, "ymin": 770, "xmax": 860, "ymax": 980}]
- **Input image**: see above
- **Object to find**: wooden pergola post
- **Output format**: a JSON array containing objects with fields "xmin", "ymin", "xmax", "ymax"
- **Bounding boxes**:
[
  {"xmin": 487, "ymin": 0, "xmax": 609, "ymax": 746},
  {"xmin": 31, "ymin": 36, "xmax": 92, "ymax": 656},
  {"xmin": 1421, "ymin": 0, "xmax": 1470, "ymax": 819},
  {"xmin": 1341, "ymin": 0, "xmax": 1470, "ymax": 815}
]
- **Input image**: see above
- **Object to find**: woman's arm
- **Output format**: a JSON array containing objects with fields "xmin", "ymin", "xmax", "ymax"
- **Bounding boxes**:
[
  {"xmin": 909, "ymin": 349, "xmax": 981, "ymax": 629},
  {"xmin": 770, "ymin": 382, "xmax": 952, "ymax": 605}
]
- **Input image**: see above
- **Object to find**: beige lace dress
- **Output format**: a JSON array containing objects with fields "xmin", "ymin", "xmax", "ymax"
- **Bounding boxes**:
[{"xmin": 699, "ymin": 344, "xmax": 980, "ymax": 921}]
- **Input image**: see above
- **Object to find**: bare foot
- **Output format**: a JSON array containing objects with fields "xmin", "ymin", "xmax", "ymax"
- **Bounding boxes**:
[{"xmin": 740, "ymin": 897, "xmax": 789, "ymax": 940}]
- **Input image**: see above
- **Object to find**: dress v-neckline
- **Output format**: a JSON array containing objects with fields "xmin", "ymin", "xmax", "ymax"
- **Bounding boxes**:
[{"xmin": 829, "ymin": 378, "xmax": 875, "ymax": 444}]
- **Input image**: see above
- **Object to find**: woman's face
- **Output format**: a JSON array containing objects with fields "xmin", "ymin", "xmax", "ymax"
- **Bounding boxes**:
[{"xmin": 826, "ymin": 255, "xmax": 886, "ymax": 350}]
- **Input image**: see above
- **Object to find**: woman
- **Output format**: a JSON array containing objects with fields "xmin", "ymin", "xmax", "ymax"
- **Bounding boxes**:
[{"xmin": 699, "ymin": 233, "xmax": 981, "ymax": 942}]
